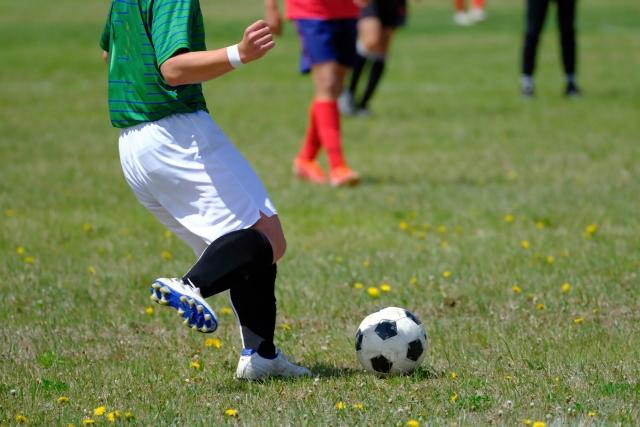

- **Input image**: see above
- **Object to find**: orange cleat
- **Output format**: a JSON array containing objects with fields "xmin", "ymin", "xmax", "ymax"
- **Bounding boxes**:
[
  {"xmin": 293, "ymin": 158, "xmax": 327, "ymax": 184},
  {"xmin": 329, "ymin": 165, "xmax": 361, "ymax": 187}
]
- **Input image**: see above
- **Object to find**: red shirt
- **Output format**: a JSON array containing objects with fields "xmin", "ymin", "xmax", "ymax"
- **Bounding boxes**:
[{"xmin": 286, "ymin": 0, "xmax": 360, "ymax": 20}]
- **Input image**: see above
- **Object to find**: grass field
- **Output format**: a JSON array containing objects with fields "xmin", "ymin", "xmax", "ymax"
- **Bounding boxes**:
[{"xmin": 1, "ymin": 0, "xmax": 640, "ymax": 425}]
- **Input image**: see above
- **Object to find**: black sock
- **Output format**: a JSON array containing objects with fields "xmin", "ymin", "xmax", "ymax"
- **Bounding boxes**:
[
  {"xmin": 183, "ymin": 228, "xmax": 272, "ymax": 298},
  {"xmin": 182, "ymin": 228, "xmax": 277, "ymax": 358},
  {"xmin": 349, "ymin": 52, "xmax": 368, "ymax": 96},
  {"xmin": 230, "ymin": 263, "xmax": 277, "ymax": 358},
  {"xmin": 358, "ymin": 58, "xmax": 386, "ymax": 109}
]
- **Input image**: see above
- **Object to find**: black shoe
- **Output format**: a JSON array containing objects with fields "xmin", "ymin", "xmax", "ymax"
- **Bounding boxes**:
[{"xmin": 565, "ymin": 82, "xmax": 582, "ymax": 97}]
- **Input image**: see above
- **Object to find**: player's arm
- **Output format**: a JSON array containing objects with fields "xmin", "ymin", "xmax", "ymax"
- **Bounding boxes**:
[
  {"xmin": 102, "ymin": 51, "xmax": 109, "ymax": 63},
  {"xmin": 160, "ymin": 20, "xmax": 275, "ymax": 87},
  {"xmin": 264, "ymin": 0, "xmax": 283, "ymax": 36}
]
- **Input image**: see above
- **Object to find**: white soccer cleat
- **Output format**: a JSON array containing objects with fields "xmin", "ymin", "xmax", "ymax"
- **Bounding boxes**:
[
  {"xmin": 453, "ymin": 11, "xmax": 472, "ymax": 26},
  {"xmin": 235, "ymin": 349, "xmax": 312, "ymax": 380},
  {"xmin": 468, "ymin": 7, "xmax": 487, "ymax": 23},
  {"xmin": 338, "ymin": 90, "xmax": 356, "ymax": 116},
  {"xmin": 149, "ymin": 278, "xmax": 218, "ymax": 333}
]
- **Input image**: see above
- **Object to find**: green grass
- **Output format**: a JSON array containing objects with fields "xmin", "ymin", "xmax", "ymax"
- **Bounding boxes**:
[{"xmin": 1, "ymin": 0, "xmax": 639, "ymax": 425}]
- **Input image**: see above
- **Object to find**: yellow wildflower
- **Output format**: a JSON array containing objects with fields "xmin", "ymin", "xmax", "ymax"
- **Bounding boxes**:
[
  {"xmin": 16, "ymin": 246, "xmax": 25, "ymax": 255},
  {"xmin": 352, "ymin": 403, "xmax": 364, "ymax": 410},
  {"xmin": 164, "ymin": 230, "xmax": 172, "ymax": 239},
  {"xmin": 449, "ymin": 392, "xmax": 458, "ymax": 404},
  {"xmin": 450, "ymin": 371, "xmax": 458, "ymax": 380},
  {"xmin": 107, "ymin": 411, "xmax": 120, "ymax": 423},
  {"xmin": 585, "ymin": 224, "xmax": 598, "ymax": 236},
  {"xmin": 335, "ymin": 402, "xmax": 346, "ymax": 410},
  {"xmin": 83, "ymin": 223, "xmax": 93, "ymax": 233},
  {"xmin": 124, "ymin": 411, "xmax": 134, "ymax": 420},
  {"xmin": 189, "ymin": 360, "xmax": 201, "ymax": 370},
  {"xmin": 504, "ymin": 375, "xmax": 513, "ymax": 381},
  {"xmin": 507, "ymin": 170, "xmax": 518, "ymax": 181},
  {"xmin": 205, "ymin": 338, "xmax": 222, "ymax": 349},
  {"xmin": 367, "ymin": 287, "xmax": 380, "ymax": 298},
  {"xmin": 399, "ymin": 221, "xmax": 410, "ymax": 231},
  {"xmin": 407, "ymin": 420, "xmax": 420, "ymax": 427},
  {"xmin": 5, "ymin": 209, "xmax": 16, "ymax": 217},
  {"xmin": 409, "ymin": 276, "xmax": 418, "ymax": 285},
  {"xmin": 87, "ymin": 266, "xmax": 96, "ymax": 275},
  {"xmin": 512, "ymin": 284, "xmax": 522, "ymax": 294},
  {"xmin": 66, "ymin": 424, "xmax": 76, "ymax": 427},
  {"xmin": 521, "ymin": 240, "xmax": 530, "ymax": 249},
  {"xmin": 532, "ymin": 422, "xmax": 546, "ymax": 427},
  {"xmin": 437, "ymin": 225, "xmax": 447, "ymax": 234},
  {"xmin": 535, "ymin": 221, "xmax": 545, "ymax": 230},
  {"xmin": 335, "ymin": 256, "xmax": 343, "ymax": 263},
  {"xmin": 504, "ymin": 214, "xmax": 515, "ymax": 223},
  {"xmin": 24, "ymin": 256, "xmax": 35, "ymax": 264},
  {"xmin": 442, "ymin": 270, "xmax": 452, "ymax": 279},
  {"xmin": 161, "ymin": 250, "xmax": 172, "ymax": 261},
  {"xmin": 82, "ymin": 419, "xmax": 95, "ymax": 426},
  {"xmin": 363, "ymin": 259, "xmax": 370, "ymax": 267},
  {"xmin": 220, "ymin": 306, "xmax": 233, "ymax": 315},
  {"xmin": 353, "ymin": 282, "xmax": 364, "ymax": 289},
  {"xmin": 15, "ymin": 414, "xmax": 28, "ymax": 424},
  {"xmin": 379, "ymin": 283, "xmax": 391, "ymax": 292},
  {"xmin": 523, "ymin": 420, "xmax": 532, "ymax": 426},
  {"xmin": 546, "ymin": 255, "xmax": 554, "ymax": 264},
  {"xmin": 57, "ymin": 396, "xmax": 70, "ymax": 404},
  {"xmin": 588, "ymin": 411, "xmax": 597, "ymax": 417},
  {"xmin": 574, "ymin": 317, "xmax": 584, "ymax": 325},
  {"xmin": 94, "ymin": 406, "xmax": 106, "ymax": 416},
  {"xmin": 144, "ymin": 306, "xmax": 154, "ymax": 315},
  {"xmin": 224, "ymin": 408, "xmax": 238, "ymax": 417},
  {"xmin": 536, "ymin": 303, "xmax": 545, "ymax": 311},
  {"xmin": 561, "ymin": 282, "xmax": 571, "ymax": 293}
]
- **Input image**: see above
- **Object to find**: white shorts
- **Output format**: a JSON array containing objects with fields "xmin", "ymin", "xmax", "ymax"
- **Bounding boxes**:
[{"xmin": 118, "ymin": 110, "xmax": 277, "ymax": 256}]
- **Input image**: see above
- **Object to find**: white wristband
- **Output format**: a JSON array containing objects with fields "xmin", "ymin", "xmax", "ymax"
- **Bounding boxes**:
[{"xmin": 226, "ymin": 44, "xmax": 244, "ymax": 69}]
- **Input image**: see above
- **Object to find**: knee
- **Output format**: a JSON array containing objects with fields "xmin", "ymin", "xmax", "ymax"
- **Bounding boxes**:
[{"xmin": 316, "ymin": 76, "xmax": 342, "ymax": 99}]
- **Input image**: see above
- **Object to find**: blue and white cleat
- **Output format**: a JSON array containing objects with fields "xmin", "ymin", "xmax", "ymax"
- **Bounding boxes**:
[{"xmin": 150, "ymin": 278, "xmax": 218, "ymax": 333}]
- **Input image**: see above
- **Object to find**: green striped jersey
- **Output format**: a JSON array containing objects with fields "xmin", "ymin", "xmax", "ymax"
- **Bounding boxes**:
[{"xmin": 100, "ymin": 0, "xmax": 208, "ymax": 128}]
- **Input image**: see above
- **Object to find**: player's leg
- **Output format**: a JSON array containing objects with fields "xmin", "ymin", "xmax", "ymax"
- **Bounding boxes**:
[
  {"xmin": 557, "ymin": 0, "xmax": 580, "ymax": 96},
  {"xmin": 350, "ymin": 17, "xmax": 384, "ymax": 114},
  {"xmin": 357, "ymin": 26, "xmax": 393, "ymax": 113},
  {"xmin": 521, "ymin": 0, "xmax": 551, "ymax": 97},
  {"xmin": 453, "ymin": 0, "xmax": 471, "ymax": 26},
  {"xmin": 469, "ymin": 0, "xmax": 487, "ymax": 22}
]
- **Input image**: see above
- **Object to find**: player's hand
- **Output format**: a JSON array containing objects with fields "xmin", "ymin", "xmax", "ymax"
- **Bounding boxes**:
[
  {"xmin": 353, "ymin": 0, "xmax": 370, "ymax": 7},
  {"xmin": 265, "ymin": 7, "xmax": 283, "ymax": 36},
  {"xmin": 238, "ymin": 20, "xmax": 275, "ymax": 64}
]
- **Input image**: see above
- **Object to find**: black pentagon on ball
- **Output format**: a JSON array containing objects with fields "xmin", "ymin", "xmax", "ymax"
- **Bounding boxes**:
[
  {"xmin": 355, "ymin": 329, "xmax": 363, "ymax": 351},
  {"xmin": 370, "ymin": 355, "xmax": 393, "ymax": 373},
  {"xmin": 374, "ymin": 320, "xmax": 398, "ymax": 340},
  {"xmin": 405, "ymin": 309, "xmax": 422, "ymax": 325},
  {"xmin": 406, "ymin": 339, "xmax": 424, "ymax": 361}
]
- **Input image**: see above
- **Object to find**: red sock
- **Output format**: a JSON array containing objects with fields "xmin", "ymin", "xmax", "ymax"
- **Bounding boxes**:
[
  {"xmin": 472, "ymin": 0, "xmax": 484, "ymax": 8},
  {"xmin": 297, "ymin": 103, "xmax": 321, "ymax": 161},
  {"xmin": 312, "ymin": 100, "xmax": 345, "ymax": 169},
  {"xmin": 454, "ymin": 0, "xmax": 465, "ymax": 12}
]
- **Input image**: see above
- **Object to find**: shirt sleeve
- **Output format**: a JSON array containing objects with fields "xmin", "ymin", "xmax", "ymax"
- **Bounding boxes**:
[
  {"xmin": 152, "ymin": 0, "xmax": 201, "ymax": 66},
  {"xmin": 99, "ymin": 4, "xmax": 113, "ymax": 51}
]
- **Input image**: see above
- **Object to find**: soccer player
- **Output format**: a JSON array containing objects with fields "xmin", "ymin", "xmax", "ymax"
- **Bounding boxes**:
[
  {"xmin": 521, "ymin": 0, "xmax": 581, "ymax": 97},
  {"xmin": 264, "ymin": 0, "xmax": 365, "ymax": 187},
  {"xmin": 99, "ymin": 0, "xmax": 310, "ymax": 380},
  {"xmin": 340, "ymin": 0, "xmax": 408, "ymax": 117},
  {"xmin": 453, "ymin": 0, "xmax": 486, "ymax": 26}
]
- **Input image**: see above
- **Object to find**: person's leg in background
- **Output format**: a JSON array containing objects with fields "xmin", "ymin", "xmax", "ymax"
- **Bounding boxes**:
[
  {"xmin": 557, "ymin": 0, "xmax": 580, "ymax": 96},
  {"xmin": 521, "ymin": 0, "xmax": 551, "ymax": 97}
]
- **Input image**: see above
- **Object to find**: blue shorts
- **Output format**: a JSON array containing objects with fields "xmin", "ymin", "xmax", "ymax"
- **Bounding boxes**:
[{"xmin": 294, "ymin": 19, "xmax": 358, "ymax": 74}]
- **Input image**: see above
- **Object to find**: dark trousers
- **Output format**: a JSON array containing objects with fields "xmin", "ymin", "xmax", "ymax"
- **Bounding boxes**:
[{"xmin": 522, "ymin": 0, "xmax": 577, "ymax": 76}]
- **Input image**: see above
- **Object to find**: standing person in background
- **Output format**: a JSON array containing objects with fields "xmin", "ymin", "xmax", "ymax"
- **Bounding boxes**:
[
  {"xmin": 453, "ymin": 0, "xmax": 487, "ymax": 26},
  {"xmin": 521, "ymin": 0, "xmax": 581, "ymax": 97},
  {"xmin": 339, "ymin": 0, "xmax": 408, "ymax": 117},
  {"xmin": 265, "ymin": 0, "xmax": 367, "ymax": 187}
]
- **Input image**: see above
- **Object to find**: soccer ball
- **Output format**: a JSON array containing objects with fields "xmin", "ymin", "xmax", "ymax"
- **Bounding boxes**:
[{"xmin": 355, "ymin": 307, "xmax": 428, "ymax": 374}]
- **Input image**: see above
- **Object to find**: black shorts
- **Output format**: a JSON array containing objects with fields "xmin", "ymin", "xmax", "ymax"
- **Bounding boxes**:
[{"xmin": 360, "ymin": 0, "xmax": 408, "ymax": 28}]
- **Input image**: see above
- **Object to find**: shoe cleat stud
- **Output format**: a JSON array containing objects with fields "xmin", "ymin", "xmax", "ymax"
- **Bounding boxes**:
[
  {"xmin": 188, "ymin": 299, "xmax": 195, "ymax": 307},
  {"xmin": 159, "ymin": 297, "xmax": 169, "ymax": 305},
  {"xmin": 196, "ymin": 305, "xmax": 204, "ymax": 313},
  {"xmin": 204, "ymin": 314, "xmax": 211, "ymax": 321},
  {"xmin": 151, "ymin": 283, "xmax": 161, "ymax": 290},
  {"xmin": 177, "ymin": 308, "xmax": 185, "ymax": 316},
  {"xmin": 200, "ymin": 326, "xmax": 208, "ymax": 333},
  {"xmin": 179, "ymin": 296, "xmax": 188, "ymax": 303},
  {"xmin": 160, "ymin": 286, "xmax": 170, "ymax": 294},
  {"xmin": 150, "ymin": 294, "xmax": 159, "ymax": 302}
]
